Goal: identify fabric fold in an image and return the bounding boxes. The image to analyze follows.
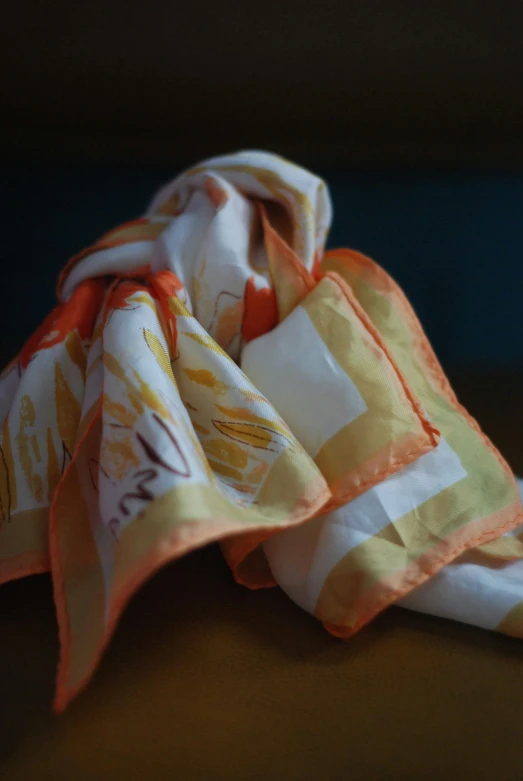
[0,150,521,711]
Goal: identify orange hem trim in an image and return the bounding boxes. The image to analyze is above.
[324,270,440,448]
[57,236,157,301]
[98,218,150,241]
[50,281,120,713]
[322,249,520,493]
[52,481,330,712]
[322,498,523,639]
[319,435,435,515]
[260,207,316,294]
[51,519,273,712]
[221,529,278,589]
[0,552,50,586]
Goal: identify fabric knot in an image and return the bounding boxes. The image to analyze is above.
[58,150,332,358]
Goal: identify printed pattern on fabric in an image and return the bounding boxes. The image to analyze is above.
[0,151,521,712]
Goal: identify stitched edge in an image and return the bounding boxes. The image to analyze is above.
[51,280,119,713]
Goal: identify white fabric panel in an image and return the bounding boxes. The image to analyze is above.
[364,438,467,523]
[146,149,333,271]
[398,555,523,630]
[0,362,20,423]
[3,341,78,514]
[242,306,367,458]
[62,242,155,301]
[265,507,373,613]
[264,437,467,613]
[99,299,211,537]
[397,474,523,629]
[150,181,259,357]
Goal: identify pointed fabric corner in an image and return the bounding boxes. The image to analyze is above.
[0,151,521,712]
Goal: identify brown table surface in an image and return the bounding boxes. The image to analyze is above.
[1,371,523,781]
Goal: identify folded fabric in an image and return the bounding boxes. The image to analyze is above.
[0,151,521,711]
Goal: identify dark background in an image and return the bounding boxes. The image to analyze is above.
[2,0,523,370]
[2,6,523,779]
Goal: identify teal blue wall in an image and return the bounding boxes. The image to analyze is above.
[2,167,522,368]
[327,171,523,368]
